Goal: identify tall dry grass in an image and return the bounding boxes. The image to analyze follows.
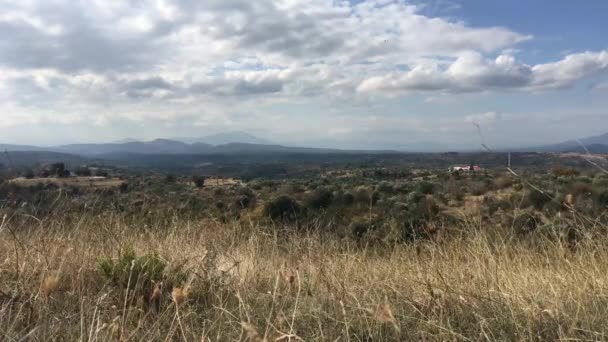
[2,212,608,341]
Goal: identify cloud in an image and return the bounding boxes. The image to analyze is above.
[0,0,606,147]
[0,0,529,72]
[464,112,502,124]
[358,50,608,94]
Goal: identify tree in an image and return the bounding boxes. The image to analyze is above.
[192,175,205,188]
[38,169,50,178]
[304,188,333,210]
[94,170,109,177]
[263,196,300,222]
[50,163,66,178]
[75,167,92,177]
[527,189,552,210]
[24,169,35,179]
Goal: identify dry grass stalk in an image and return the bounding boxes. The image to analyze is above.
[171,286,191,305]
[41,274,60,297]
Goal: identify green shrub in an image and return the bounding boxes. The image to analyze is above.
[417,181,435,195]
[527,189,552,210]
[470,182,488,196]
[192,175,205,188]
[376,182,395,194]
[24,169,35,179]
[75,167,92,177]
[263,196,301,221]
[304,188,333,210]
[353,188,379,205]
[165,174,177,183]
[598,190,608,208]
[234,187,256,209]
[350,222,370,239]
[494,176,514,189]
[570,181,592,195]
[552,167,579,177]
[511,212,542,235]
[342,192,354,205]
[98,247,166,290]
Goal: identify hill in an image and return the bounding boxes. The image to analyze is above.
[530,132,608,153]
[173,131,273,145]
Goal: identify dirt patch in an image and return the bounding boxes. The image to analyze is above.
[10,177,125,189]
[203,178,241,187]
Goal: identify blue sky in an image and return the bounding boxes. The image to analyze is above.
[0,0,607,150]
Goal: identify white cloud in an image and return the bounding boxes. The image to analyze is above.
[0,0,607,146]
[358,50,608,94]
[464,111,501,124]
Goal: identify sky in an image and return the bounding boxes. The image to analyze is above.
[1,0,607,150]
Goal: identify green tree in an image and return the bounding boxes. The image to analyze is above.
[192,175,205,188]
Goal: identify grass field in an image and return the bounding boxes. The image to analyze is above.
[9,176,125,189]
[2,213,608,341]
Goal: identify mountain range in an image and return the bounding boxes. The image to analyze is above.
[530,132,608,153]
[1,131,607,157]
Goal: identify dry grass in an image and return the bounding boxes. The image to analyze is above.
[9,176,125,189]
[203,178,241,187]
[2,213,608,341]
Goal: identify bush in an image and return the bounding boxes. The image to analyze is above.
[98,247,166,291]
[94,169,109,177]
[304,188,333,210]
[38,169,50,178]
[470,182,488,196]
[74,167,92,177]
[494,176,513,189]
[49,163,66,178]
[527,189,552,210]
[571,181,592,195]
[165,174,177,183]
[417,181,435,195]
[192,175,205,188]
[341,192,354,205]
[447,180,464,201]
[234,187,256,209]
[353,187,379,205]
[350,222,370,239]
[552,167,579,177]
[376,182,395,194]
[24,169,35,179]
[263,196,301,221]
[598,190,608,208]
[511,212,542,235]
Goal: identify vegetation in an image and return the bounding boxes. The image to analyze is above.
[1,156,608,340]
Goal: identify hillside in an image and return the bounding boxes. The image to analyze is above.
[174,131,273,145]
[530,132,608,153]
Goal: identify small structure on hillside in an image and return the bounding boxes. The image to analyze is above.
[449,165,482,173]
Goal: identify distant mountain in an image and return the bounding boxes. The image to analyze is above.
[174,131,272,146]
[111,138,140,144]
[0,144,46,152]
[2,139,348,156]
[54,139,215,155]
[0,151,89,168]
[529,132,608,153]
[212,143,345,154]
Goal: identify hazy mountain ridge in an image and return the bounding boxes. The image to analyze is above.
[529,133,608,153]
[2,132,608,156]
[1,139,350,156]
[172,131,273,146]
